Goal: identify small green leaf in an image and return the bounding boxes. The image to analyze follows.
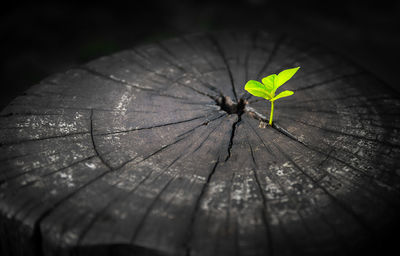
[261,74,276,92]
[244,66,299,126]
[245,80,273,100]
[271,90,294,102]
[274,67,300,93]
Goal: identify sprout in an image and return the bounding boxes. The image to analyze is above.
[244,67,300,126]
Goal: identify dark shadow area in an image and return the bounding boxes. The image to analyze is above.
[216,96,246,115]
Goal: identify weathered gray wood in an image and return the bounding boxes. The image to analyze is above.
[1,30,400,256]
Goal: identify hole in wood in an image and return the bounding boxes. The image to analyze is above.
[216,96,246,116]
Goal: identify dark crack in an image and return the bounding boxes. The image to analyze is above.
[280,114,400,148]
[207,34,239,102]
[216,96,246,115]
[130,120,227,244]
[79,66,156,92]
[0,131,90,147]
[243,105,393,184]
[225,117,241,162]
[247,140,274,256]
[130,47,220,101]
[29,111,217,256]
[294,72,365,92]
[256,34,286,80]
[31,164,113,256]
[96,114,214,136]
[90,109,114,171]
[244,105,299,141]
[273,142,375,234]
[213,96,246,161]
[184,159,220,256]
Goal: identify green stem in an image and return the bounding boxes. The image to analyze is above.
[269,101,274,126]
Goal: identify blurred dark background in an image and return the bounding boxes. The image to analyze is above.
[1,0,399,110]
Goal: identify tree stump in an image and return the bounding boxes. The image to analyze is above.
[1,31,400,256]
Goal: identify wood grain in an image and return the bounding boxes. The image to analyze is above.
[1,31,399,256]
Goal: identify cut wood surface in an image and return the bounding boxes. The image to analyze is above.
[1,31,400,256]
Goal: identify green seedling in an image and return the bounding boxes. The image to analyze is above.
[244,67,300,126]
